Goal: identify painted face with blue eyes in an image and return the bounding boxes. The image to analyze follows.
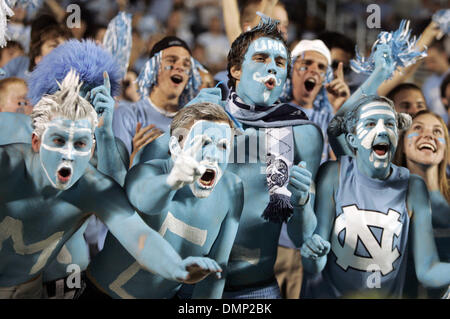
[179,120,232,198]
[236,37,288,107]
[39,117,94,190]
[347,102,398,178]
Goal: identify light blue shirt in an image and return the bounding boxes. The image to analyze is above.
[112,98,174,154]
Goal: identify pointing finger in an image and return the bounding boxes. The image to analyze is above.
[103,71,111,95]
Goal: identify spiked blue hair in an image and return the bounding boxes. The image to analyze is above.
[28,39,121,105]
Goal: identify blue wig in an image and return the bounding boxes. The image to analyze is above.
[28,39,121,105]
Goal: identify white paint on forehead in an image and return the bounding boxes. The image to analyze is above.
[45,122,92,134]
[360,109,395,119]
[361,102,393,112]
[253,38,287,57]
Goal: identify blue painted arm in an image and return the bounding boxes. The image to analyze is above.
[287,124,323,247]
[91,72,128,186]
[286,164,317,247]
[133,132,170,166]
[125,160,176,215]
[301,161,338,274]
[90,171,221,283]
[409,175,450,288]
[329,43,396,157]
[429,190,450,228]
[191,178,244,299]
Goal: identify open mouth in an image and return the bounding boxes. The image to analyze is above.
[198,169,216,188]
[372,143,389,157]
[57,166,72,183]
[265,78,276,90]
[304,78,316,92]
[170,75,183,85]
[418,143,436,153]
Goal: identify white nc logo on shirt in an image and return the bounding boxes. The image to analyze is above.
[331,205,403,275]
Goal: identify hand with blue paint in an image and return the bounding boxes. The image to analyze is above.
[88,72,115,131]
[287,161,311,207]
[177,256,223,284]
[186,87,224,108]
[373,43,396,81]
[301,234,330,260]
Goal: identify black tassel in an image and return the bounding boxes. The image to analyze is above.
[261,193,293,223]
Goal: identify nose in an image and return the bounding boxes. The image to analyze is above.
[268,68,277,75]
[204,146,222,163]
[62,145,74,162]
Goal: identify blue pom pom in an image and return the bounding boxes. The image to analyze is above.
[433,9,450,34]
[28,39,122,105]
[103,12,133,79]
[351,20,427,78]
[136,51,161,98]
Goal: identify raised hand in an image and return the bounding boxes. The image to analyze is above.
[88,72,116,131]
[326,62,351,112]
[287,161,312,207]
[301,234,331,260]
[175,256,223,284]
[129,122,163,167]
[373,43,395,79]
[166,136,206,190]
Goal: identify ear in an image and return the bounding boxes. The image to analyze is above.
[346,133,358,150]
[31,133,41,152]
[230,65,242,82]
[34,55,42,67]
[169,135,182,158]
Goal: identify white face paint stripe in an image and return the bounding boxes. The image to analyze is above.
[360,109,396,119]
[45,123,92,134]
[358,129,368,140]
[360,102,393,111]
[40,143,92,157]
[41,122,92,157]
[361,119,387,150]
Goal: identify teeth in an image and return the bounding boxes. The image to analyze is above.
[418,143,435,151]
[306,78,316,84]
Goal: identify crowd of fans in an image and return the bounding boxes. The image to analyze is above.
[0,0,448,300]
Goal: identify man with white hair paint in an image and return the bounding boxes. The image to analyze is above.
[0,70,222,299]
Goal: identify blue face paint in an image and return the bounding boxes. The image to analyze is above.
[237,37,288,106]
[407,132,419,140]
[350,103,398,177]
[181,120,232,198]
[438,137,446,145]
[40,117,94,190]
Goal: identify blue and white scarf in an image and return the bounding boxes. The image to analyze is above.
[226,90,309,223]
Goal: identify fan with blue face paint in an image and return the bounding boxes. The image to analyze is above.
[85,103,244,299]
[0,71,222,299]
[168,120,232,198]
[134,15,322,299]
[300,94,450,298]
[346,101,399,179]
[235,37,288,107]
